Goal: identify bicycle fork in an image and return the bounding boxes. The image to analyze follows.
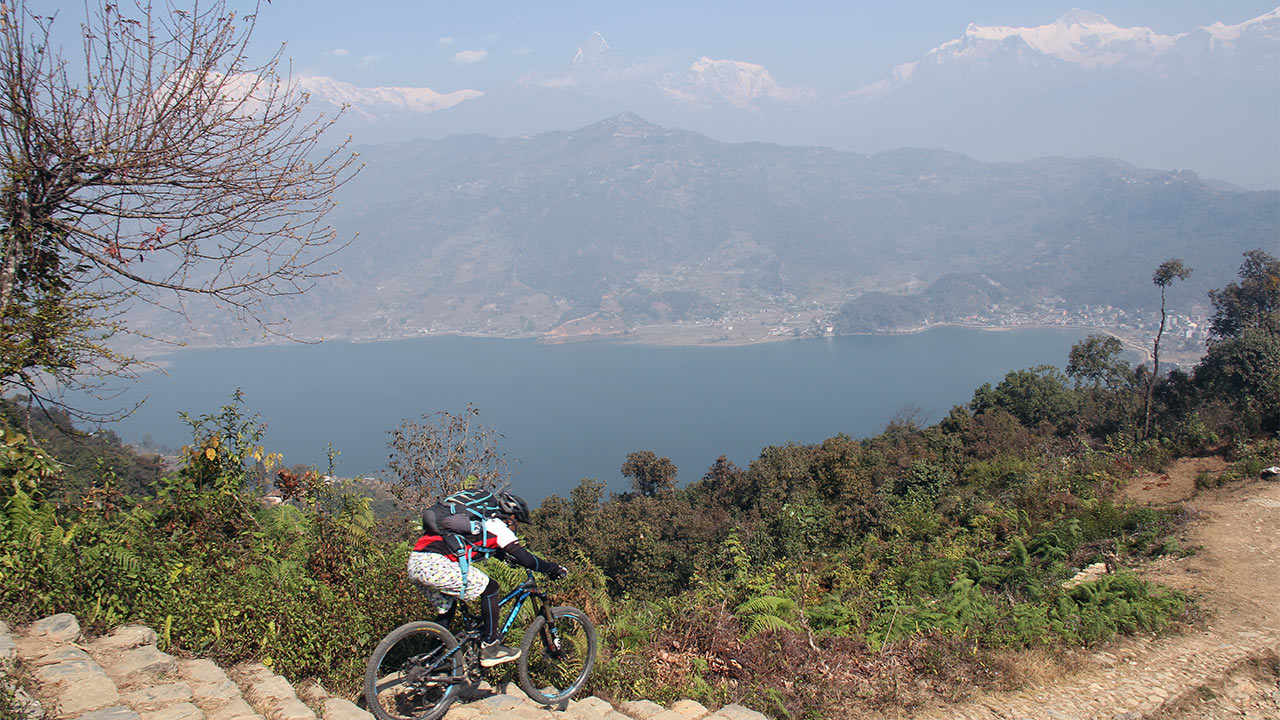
[537,601,570,660]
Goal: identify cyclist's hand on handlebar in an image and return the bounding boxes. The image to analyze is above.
[544,563,567,580]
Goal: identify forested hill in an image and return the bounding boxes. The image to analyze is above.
[133,114,1278,345]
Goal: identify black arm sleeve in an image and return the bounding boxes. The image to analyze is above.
[500,542,554,574]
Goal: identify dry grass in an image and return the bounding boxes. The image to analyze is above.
[986,646,1086,692]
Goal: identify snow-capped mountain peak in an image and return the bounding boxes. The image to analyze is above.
[955,9,1175,69]
[846,5,1278,100]
[572,31,612,65]
[294,76,482,120]
[1053,8,1111,26]
[663,56,814,107]
[1202,7,1279,41]
[568,30,633,77]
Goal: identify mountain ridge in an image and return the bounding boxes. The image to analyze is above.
[132,114,1278,348]
[283,7,1278,189]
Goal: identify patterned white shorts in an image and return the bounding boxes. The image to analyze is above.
[407,551,491,614]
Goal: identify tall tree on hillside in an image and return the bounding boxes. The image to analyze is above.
[387,405,509,509]
[0,1,359,413]
[621,450,677,497]
[1194,250,1280,433]
[1206,250,1280,341]
[1142,259,1192,440]
[1067,334,1138,435]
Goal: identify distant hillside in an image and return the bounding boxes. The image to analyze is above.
[134,114,1278,346]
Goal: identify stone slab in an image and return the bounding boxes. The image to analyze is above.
[668,700,709,719]
[34,659,99,686]
[477,693,522,712]
[73,707,141,720]
[122,683,195,711]
[105,646,178,680]
[495,682,531,703]
[619,700,665,720]
[563,703,607,720]
[180,660,232,688]
[578,697,615,713]
[230,664,272,684]
[708,705,768,720]
[92,626,158,653]
[29,614,81,642]
[202,697,261,720]
[191,677,242,706]
[506,706,557,720]
[318,698,372,720]
[264,700,316,720]
[244,674,299,704]
[31,645,93,667]
[140,703,204,720]
[294,680,328,706]
[57,673,122,714]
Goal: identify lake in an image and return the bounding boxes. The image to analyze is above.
[91,327,1095,502]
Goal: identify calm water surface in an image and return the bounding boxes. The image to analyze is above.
[98,327,1090,501]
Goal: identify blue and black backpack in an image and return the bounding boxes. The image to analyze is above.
[422,489,504,592]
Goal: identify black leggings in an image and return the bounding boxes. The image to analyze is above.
[480,578,501,643]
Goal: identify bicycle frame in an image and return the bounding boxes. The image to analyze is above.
[420,571,556,684]
[366,568,596,718]
[456,571,548,641]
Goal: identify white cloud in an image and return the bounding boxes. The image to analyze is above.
[438,36,454,47]
[453,49,489,64]
[329,48,350,58]
[357,53,383,70]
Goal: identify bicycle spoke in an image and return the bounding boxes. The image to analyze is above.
[366,623,462,720]
[518,607,596,705]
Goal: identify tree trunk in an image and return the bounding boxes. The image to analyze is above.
[1142,288,1168,440]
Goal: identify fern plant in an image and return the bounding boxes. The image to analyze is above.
[735,595,798,639]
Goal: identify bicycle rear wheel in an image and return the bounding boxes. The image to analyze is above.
[517,605,597,706]
[365,621,462,720]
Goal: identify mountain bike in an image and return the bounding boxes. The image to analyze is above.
[364,569,597,720]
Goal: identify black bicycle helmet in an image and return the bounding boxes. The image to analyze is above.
[495,490,530,523]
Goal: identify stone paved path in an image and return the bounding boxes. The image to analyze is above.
[0,614,767,720]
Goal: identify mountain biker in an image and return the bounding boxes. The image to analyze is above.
[407,490,567,667]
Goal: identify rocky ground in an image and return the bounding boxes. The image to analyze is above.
[0,616,765,720]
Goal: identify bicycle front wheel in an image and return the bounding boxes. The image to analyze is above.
[365,621,462,720]
[517,605,597,706]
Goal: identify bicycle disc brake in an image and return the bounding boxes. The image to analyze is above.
[544,629,570,660]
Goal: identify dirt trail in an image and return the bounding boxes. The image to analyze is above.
[902,458,1280,720]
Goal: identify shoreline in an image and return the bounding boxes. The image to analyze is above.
[124,321,1167,355]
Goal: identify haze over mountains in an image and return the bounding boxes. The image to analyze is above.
[296,7,1278,189]
[124,7,1278,348]
[141,113,1276,348]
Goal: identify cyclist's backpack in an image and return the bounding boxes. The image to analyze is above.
[421,489,503,595]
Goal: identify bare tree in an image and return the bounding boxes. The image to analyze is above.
[386,405,511,510]
[0,0,359,411]
[1142,258,1192,439]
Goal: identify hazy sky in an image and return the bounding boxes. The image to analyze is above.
[230,1,1278,92]
[29,1,1280,187]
